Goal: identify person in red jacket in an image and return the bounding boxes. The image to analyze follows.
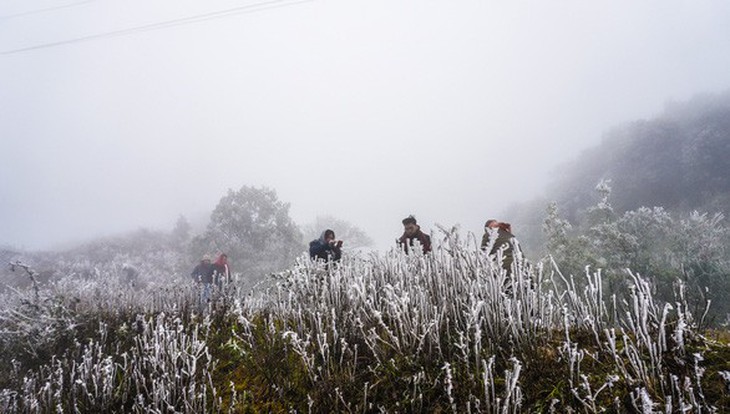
[212,253,231,288]
[398,215,432,254]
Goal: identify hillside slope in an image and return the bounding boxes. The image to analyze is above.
[553,91,730,220]
[508,91,730,254]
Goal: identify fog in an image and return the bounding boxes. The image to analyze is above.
[1,0,729,251]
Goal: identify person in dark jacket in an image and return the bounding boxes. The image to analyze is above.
[480,219,500,251]
[191,255,214,309]
[212,253,231,288]
[191,255,214,283]
[482,221,519,274]
[398,215,432,254]
[309,229,343,262]
[121,263,139,287]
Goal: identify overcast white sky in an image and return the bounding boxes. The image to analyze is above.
[1,0,730,250]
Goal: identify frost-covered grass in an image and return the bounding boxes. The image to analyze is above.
[2,231,730,412]
[0,265,232,413]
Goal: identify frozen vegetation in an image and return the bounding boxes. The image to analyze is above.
[1,228,729,412]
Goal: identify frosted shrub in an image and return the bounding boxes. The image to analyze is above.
[230,229,723,412]
[3,228,728,412]
[0,316,220,413]
[544,182,730,322]
[0,262,229,413]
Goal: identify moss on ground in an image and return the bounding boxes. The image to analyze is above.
[204,313,730,412]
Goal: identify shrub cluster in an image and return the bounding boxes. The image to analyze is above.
[1,231,729,412]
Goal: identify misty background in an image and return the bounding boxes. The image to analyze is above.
[2,0,730,251]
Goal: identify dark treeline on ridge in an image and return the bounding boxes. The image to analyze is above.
[554,91,730,219]
[509,91,730,252]
[499,91,730,323]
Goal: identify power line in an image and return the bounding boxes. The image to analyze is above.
[1,0,313,55]
[0,0,99,20]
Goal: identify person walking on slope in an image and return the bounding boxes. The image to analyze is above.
[398,215,432,254]
[212,253,231,288]
[191,255,214,309]
[310,229,343,263]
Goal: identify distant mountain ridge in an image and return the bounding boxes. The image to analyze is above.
[506,91,730,254]
[552,91,730,220]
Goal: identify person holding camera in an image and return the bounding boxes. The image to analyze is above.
[309,229,343,262]
[480,219,500,252]
[481,220,520,275]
